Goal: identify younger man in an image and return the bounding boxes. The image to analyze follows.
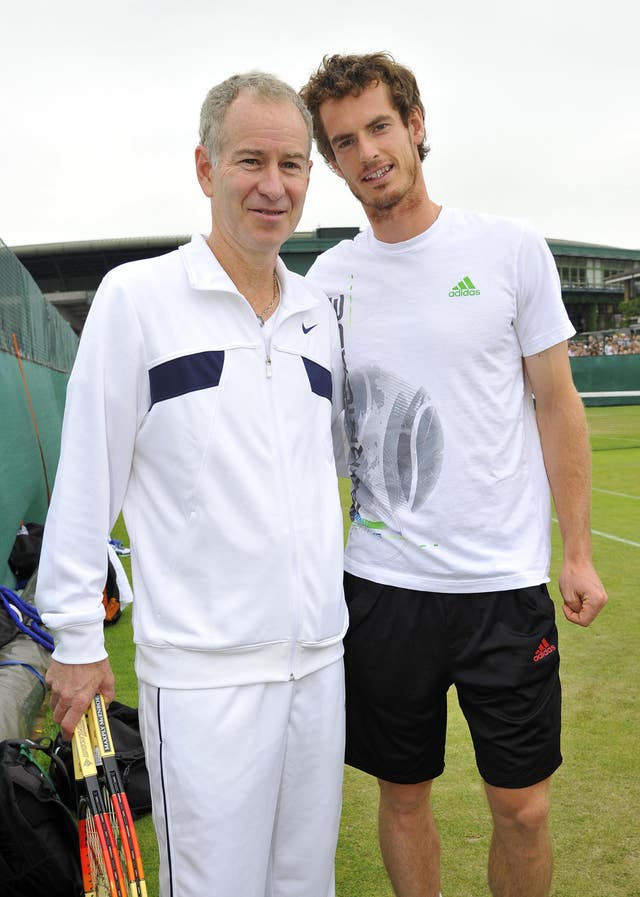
[301,52,607,897]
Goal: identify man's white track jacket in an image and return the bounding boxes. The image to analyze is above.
[36,235,348,689]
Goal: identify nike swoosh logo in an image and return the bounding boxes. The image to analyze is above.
[302,323,318,334]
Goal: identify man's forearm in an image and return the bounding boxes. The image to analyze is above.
[535,388,593,563]
[535,386,607,625]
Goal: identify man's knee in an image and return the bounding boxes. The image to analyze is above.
[486,779,551,840]
[378,778,434,815]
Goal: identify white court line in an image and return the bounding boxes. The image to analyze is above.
[592,434,639,443]
[580,391,640,397]
[593,488,640,501]
[591,529,640,548]
[552,518,640,548]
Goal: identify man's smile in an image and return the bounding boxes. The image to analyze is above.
[250,208,287,217]
[363,164,393,182]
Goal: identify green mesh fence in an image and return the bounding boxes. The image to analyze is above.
[0,238,78,587]
[0,239,78,370]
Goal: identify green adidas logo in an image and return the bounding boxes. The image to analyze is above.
[449,276,480,298]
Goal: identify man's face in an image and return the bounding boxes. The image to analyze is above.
[319,81,424,215]
[196,92,312,256]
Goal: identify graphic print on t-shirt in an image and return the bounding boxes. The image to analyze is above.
[347,365,444,537]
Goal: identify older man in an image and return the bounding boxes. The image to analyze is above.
[36,72,347,897]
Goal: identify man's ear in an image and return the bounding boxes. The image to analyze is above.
[328,158,345,180]
[195,144,214,198]
[408,106,426,148]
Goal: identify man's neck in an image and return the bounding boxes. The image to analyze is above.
[206,232,278,299]
[367,182,442,244]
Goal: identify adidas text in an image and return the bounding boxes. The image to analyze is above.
[449,288,480,297]
[533,638,557,662]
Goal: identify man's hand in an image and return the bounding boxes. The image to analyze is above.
[46,658,116,741]
[559,561,608,627]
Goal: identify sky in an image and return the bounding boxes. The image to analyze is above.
[2,0,639,250]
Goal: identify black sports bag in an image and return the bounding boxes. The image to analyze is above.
[0,737,82,897]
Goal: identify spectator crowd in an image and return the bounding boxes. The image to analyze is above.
[568,330,640,356]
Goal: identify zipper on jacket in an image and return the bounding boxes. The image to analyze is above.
[262,343,301,680]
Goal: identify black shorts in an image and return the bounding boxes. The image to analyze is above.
[343,572,562,789]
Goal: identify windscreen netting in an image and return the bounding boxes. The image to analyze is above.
[0,238,78,587]
[0,238,78,371]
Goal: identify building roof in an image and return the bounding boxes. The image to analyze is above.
[546,238,640,260]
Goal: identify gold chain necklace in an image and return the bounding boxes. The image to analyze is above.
[256,272,279,327]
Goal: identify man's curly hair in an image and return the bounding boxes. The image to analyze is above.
[300,52,429,165]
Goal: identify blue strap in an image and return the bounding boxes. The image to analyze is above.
[0,586,54,652]
[0,659,47,691]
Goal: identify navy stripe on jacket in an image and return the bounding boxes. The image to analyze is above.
[149,351,225,407]
[302,357,332,402]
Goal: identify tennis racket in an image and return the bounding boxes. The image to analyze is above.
[86,693,148,897]
[72,712,128,897]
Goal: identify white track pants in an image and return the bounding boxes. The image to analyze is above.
[138,660,345,897]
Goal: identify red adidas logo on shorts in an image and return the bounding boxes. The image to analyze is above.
[533,638,557,662]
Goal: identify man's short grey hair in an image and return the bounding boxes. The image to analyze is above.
[199,71,313,164]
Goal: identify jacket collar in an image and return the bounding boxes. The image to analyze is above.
[179,234,319,315]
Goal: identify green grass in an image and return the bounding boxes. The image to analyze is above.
[41,406,640,896]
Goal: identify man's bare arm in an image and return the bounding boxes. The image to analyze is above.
[524,341,608,627]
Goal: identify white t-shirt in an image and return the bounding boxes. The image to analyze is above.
[306,207,575,593]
